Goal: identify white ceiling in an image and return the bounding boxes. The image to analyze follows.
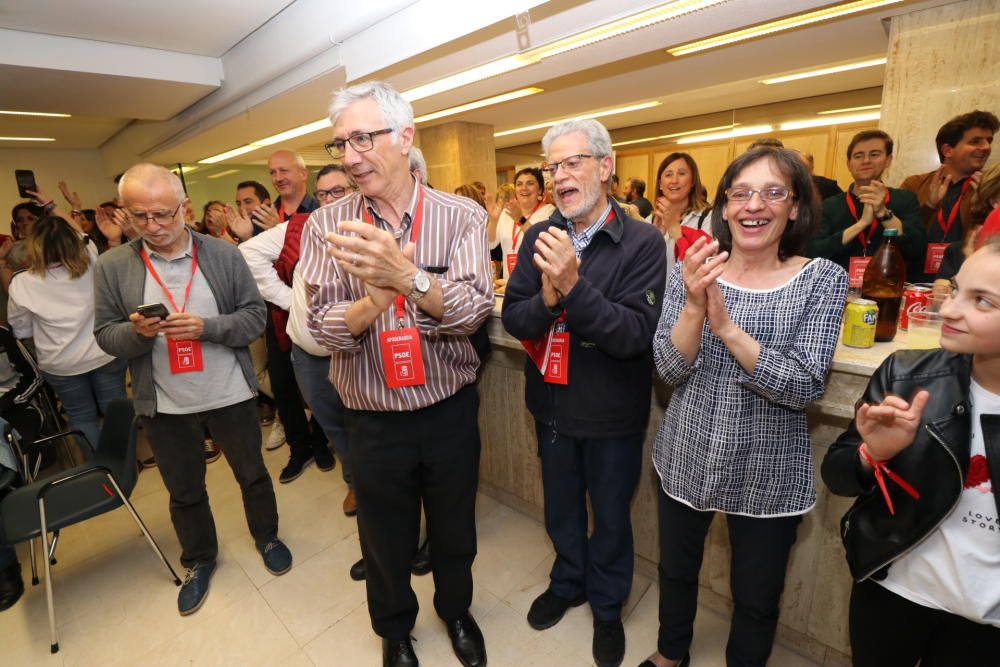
[0,0,961,168]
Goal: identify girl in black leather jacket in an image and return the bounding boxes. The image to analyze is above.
[822,236,1000,666]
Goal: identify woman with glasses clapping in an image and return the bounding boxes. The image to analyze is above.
[639,147,848,667]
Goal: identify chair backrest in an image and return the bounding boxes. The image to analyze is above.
[93,398,138,494]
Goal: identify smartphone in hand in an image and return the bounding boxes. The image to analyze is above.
[15,170,37,199]
[136,302,169,319]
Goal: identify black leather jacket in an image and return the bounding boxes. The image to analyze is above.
[821,349,1000,581]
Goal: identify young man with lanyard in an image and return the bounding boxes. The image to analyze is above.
[93,164,288,616]
[809,129,925,287]
[901,110,998,282]
[299,82,493,667]
[502,119,666,667]
[262,150,334,483]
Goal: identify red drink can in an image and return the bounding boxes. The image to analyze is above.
[899,284,932,331]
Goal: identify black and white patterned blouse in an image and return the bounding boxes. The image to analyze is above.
[653,258,848,516]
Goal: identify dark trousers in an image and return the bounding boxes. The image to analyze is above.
[265,317,323,456]
[141,398,279,568]
[657,490,800,667]
[535,422,643,621]
[850,579,1000,666]
[345,384,480,640]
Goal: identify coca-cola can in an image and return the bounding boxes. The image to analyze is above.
[899,284,932,331]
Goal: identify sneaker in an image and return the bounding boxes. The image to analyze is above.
[265,421,285,451]
[204,439,221,464]
[279,453,314,484]
[258,539,292,575]
[592,617,625,667]
[527,588,586,630]
[313,442,335,472]
[178,561,216,616]
[258,403,275,426]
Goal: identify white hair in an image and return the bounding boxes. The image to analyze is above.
[118,163,186,204]
[408,146,428,185]
[328,81,414,144]
[541,119,613,160]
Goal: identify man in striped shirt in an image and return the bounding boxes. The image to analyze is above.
[298,81,493,667]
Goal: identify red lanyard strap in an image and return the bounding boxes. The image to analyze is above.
[859,444,920,516]
[936,178,971,237]
[361,185,425,325]
[845,190,890,253]
[139,242,199,314]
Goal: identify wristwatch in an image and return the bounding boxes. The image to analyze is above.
[408,269,431,301]
[875,209,894,223]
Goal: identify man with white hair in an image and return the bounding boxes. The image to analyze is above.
[408,145,428,186]
[93,163,290,616]
[502,119,666,667]
[299,82,493,667]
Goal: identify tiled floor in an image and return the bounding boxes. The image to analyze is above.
[0,431,823,666]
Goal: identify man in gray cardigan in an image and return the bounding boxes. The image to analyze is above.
[94,163,290,616]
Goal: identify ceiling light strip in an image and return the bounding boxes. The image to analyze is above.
[0,110,71,118]
[667,0,904,56]
[495,101,661,138]
[207,169,242,179]
[779,111,881,131]
[818,103,881,115]
[675,124,774,144]
[415,88,544,123]
[0,136,56,141]
[612,124,736,147]
[760,58,886,85]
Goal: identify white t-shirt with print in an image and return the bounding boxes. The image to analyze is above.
[879,378,1000,627]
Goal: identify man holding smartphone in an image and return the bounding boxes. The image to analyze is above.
[93,163,289,616]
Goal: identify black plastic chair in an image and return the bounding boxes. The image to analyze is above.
[0,398,181,653]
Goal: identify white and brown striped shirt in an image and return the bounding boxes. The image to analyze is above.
[298,182,494,412]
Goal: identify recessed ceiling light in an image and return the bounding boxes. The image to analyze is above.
[0,110,71,118]
[779,111,881,131]
[818,103,881,115]
[207,169,242,179]
[494,101,662,138]
[612,124,736,147]
[667,0,904,56]
[414,88,544,124]
[0,136,56,142]
[675,124,774,144]
[759,58,886,85]
[199,145,261,164]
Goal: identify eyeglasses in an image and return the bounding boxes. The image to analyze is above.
[725,187,794,203]
[324,129,394,159]
[316,186,355,201]
[542,154,595,176]
[127,203,183,226]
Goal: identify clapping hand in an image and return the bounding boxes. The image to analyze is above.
[533,226,579,297]
[250,203,280,230]
[856,389,930,462]
[94,206,124,246]
[680,237,727,311]
[926,166,953,209]
[58,181,83,210]
[857,180,888,220]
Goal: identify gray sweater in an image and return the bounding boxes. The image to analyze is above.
[93,232,266,416]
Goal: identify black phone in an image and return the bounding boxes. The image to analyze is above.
[423,266,449,275]
[136,302,169,319]
[15,170,37,199]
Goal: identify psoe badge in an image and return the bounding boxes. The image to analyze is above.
[645,289,656,306]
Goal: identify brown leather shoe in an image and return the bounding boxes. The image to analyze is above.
[342,488,357,517]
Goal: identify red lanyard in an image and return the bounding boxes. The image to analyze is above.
[361,185,425,324]
[139,242,199,314]
[845,190,890,253]
[511,201,543,252]
[859,444,920,516]
[936,178,971,238]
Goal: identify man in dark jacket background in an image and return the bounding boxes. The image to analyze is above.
[502,119,666,667]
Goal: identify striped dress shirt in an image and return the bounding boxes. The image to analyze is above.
[298,183,494,412]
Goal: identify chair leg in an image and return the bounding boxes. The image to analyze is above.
[28,535,39,585]
[37,497,59,653]
[47,529,60,565]
[104,473,182,586]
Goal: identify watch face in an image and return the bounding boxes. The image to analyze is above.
[415,271,431,292]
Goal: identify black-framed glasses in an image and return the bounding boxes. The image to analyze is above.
[127,203,183,226]
[541,154,594,177]
[324,129,394,159]
[725,187,794,203]
[316,186,356,201]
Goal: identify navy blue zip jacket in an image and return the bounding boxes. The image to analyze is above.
[501,197,667,439]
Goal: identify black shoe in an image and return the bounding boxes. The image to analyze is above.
[350,557,366,581]
[593,617,625,667]
[0,561,24,612]
[177,561,216,616]
[446,611,486,667]
[638,654,690,667]
[410,538,431,576]
[382,636,419,667]
[526,588,586,630]
[313,443,335,472]
[279,452,314,484]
